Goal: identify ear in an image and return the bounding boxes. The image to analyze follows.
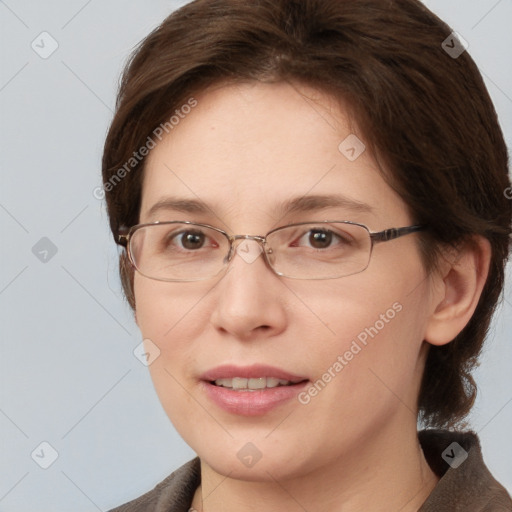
[120,251,137,313]
[424,236,491,346]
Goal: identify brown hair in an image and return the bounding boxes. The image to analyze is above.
[102,0,511,428]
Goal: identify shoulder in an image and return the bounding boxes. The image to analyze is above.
[108,457,201,512]
[419,429,512,511]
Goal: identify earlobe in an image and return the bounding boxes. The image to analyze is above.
[424,237,491,347]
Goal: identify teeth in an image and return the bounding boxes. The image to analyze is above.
[248,377,266,389]
[267,377,281,388]
[232,377,248,390]
[213,377,294,390]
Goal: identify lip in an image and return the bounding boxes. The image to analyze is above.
[200,364,307,382]
[200,364,309,416]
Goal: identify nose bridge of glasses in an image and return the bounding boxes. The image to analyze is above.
[230,234,266,243]
[228,234,267,264]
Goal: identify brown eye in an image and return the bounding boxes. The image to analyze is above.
[178,231,206,250]
[308,230,333,249]
[293,228,348,250]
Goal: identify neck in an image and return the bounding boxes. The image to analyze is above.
[191,420,439,512]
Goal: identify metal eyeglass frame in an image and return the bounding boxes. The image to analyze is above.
[117,220,426,281]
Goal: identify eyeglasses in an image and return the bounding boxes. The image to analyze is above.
[117,221,426,282]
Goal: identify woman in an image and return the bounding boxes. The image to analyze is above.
[102,0,512,510]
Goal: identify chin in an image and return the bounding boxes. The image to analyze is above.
[192,434,314,482]
[203,453,301,482]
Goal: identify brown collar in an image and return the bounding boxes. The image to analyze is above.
[109,430,512,511]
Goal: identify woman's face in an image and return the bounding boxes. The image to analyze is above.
[135,81,436,481]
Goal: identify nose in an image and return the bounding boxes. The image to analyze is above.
[209,238,287,340]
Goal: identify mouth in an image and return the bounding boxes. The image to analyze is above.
[200,365,309,416]
[211,376,306,391]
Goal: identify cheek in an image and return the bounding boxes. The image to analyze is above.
[133,277,212,440]
[134,275,211,339]
[133,276,207,389]
[305,268,430,413]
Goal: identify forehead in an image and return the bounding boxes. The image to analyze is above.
[140,82,409,229]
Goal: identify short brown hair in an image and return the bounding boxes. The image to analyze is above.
[102,0,511,428]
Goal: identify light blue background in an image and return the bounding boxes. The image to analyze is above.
[0,1,511,510]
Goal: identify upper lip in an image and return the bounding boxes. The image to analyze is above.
[200,364,308,383]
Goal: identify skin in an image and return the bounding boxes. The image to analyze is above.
[134,81,490,511]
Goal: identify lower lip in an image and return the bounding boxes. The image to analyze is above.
[201,381,309,416]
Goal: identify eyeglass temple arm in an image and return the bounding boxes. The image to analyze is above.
[370,225,426,243]
[117,226,130,247]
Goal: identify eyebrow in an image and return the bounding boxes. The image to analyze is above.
[146,194,373,219]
